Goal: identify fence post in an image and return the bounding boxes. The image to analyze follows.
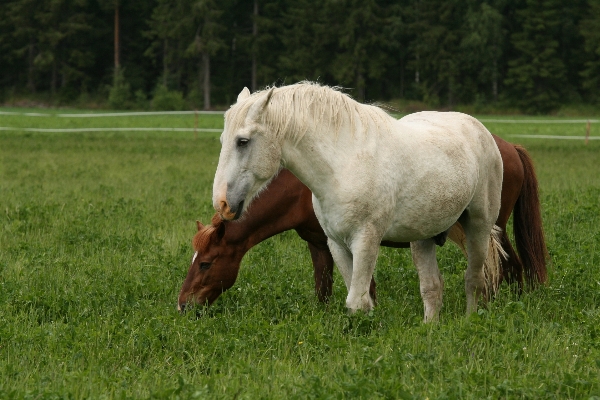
[585,119,590,145]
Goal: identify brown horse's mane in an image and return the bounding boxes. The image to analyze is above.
[193,214,225,251]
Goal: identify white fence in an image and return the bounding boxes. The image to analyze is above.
[0,110,224,117]
[0,110,224,134]
[0,110,597,140]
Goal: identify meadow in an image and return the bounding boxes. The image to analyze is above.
[0,109,599,399]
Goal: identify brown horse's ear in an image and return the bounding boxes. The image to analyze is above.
[196,220,204,231]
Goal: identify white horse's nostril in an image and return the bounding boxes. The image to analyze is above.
[219,200,229,213]
[218,200,237,220]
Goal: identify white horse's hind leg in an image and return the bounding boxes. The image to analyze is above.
[327,238,353,292]
[411,239,444,322]
[462,220,494,315]
[446,222,505,302]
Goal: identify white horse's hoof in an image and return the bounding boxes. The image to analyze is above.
[423,312,440,323]
[346,295,375,313]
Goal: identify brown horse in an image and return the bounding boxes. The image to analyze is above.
[178,135,547,311]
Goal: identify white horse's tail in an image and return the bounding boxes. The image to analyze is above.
[483,225,508,299]
[447,223,508,300]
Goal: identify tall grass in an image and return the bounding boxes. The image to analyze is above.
[0,110,599,398]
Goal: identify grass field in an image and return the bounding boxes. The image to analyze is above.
[1,109,599,399]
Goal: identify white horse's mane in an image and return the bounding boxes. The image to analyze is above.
[225,81,393,142]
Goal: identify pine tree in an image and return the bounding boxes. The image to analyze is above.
[327,0,390,101]
[504,0,567,113]
[5,0,40,93]
[35,0,94,98]
[459,1,504,104]
[381,0,412,100]
[250,0,285,90]
[146,0,192,90]
[408,0,467,107]
[277,0,337,85]
[0,2,18,92]
[580,0,600,102]
[189,0,226,109]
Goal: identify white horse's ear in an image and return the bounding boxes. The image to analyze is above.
[246,87,275,122]
[237,87,251,103]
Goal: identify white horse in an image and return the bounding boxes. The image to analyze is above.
[212,82,504,322]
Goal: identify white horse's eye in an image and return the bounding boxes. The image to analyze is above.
[237,138,250,147]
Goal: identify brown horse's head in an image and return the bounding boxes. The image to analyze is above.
[177,215,242,312]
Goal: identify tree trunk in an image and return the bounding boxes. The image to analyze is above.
[203,52,210,110]
[27,39,35,93]
[492,58,498,102]
[356,69,365,102]
[114,3,120,83]
[61,62,67,88]
[163,39,168,87]
[251,0,258,92]
[230,36,236,104]
[400,56,405,98]
[51,59,57,97]
[415,51,420,84]
[177,42,183,90]
[448,76,453,108]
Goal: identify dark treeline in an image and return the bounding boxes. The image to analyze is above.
[1,0,599,113]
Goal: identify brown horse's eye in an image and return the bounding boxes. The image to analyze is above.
[199,262,211,270]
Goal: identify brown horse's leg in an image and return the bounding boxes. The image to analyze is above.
[448,223,467,256]
[499,231,523,290]
[306,242,334,302]
[306,241,377,304]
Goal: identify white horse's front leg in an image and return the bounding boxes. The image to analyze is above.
[410,239,444,322]
[346,233,380,313]
[327,238,353,292]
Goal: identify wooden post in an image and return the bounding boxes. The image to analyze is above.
[585,119,590,145]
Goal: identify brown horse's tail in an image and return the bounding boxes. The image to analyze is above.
[513,145,548,288]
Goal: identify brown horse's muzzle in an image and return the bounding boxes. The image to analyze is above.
[177,291,209,314]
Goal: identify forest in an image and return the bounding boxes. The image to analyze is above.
[1,0,599,113]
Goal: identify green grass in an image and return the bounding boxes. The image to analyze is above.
[1,109,599,398]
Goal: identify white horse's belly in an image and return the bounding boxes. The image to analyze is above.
[382,211,460,242]
[313,171,471,245]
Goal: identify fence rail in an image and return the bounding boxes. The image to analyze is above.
[0,127,221,133]
[0,110,224,117]
[478,119,599,123]
[1,110,596,141]
[1,110,597,122]
[508,134,599,140]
